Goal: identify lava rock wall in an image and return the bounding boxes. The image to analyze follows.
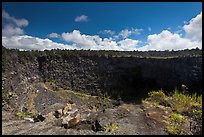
[2,48,202,102]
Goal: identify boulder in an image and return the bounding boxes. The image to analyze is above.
[62,113,81,128]
[62,103,72,115]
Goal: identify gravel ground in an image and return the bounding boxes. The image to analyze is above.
[2,103,168,135]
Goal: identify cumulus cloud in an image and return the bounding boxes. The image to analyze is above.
[139,11,202,51]
[2,35,75,51]
[61,30,121,50]
[139,30,201,51]
[75,15,88,22]
[183,12,202,42]
[49,32,60,38]
[61,30,142,51]
[119,28,143,39]
[62,30,97,49]
[118,38,139,51]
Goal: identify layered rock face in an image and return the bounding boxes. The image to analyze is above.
[2,47,202,103]
[37,55,202,101]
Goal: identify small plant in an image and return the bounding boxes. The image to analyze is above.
[192,102,200,109]
[197,95,202,103]
[181,84,188,93]
[16,112,34,118]
[170,89,192,113]
[104,122,119,132]
[145,89,168,106]
[193,109,202,117]
[8,91,17,98]
[164,113,189,135]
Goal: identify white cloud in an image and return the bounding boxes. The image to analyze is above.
[118,38,139,51]
[97,38,120,50]
[2,35,75,51]
[61,30,142,51]
[62,30,97,49]
[2,24,139,51]
[2,29,201,52]
[75,15,88,22]
[119,28,143,38]
[183,12,202,42]
[2,10,28,27]
[139,11,202,51]
[61,30,121,50]
[49,33,60,38]
[139,30,200,51]
[98,29,115,35]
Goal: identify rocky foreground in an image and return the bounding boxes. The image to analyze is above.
[2,102,168,135]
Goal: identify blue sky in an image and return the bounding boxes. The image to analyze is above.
[2,2,202,51]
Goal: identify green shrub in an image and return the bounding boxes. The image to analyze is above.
[145,86,202,135]
[193,109,202,117]
[104,122,119,132]
[164,113,189,135]
[145,89,168,106]
[171,89,190,113]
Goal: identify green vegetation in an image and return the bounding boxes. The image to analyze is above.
[144,85,202,135]
[104,122,119,132]
[16,112,34,118]
[170,89,194,113]
[164,113,189,135]
[145,89,168,106]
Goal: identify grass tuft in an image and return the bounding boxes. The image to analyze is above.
[104,122,119,132]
